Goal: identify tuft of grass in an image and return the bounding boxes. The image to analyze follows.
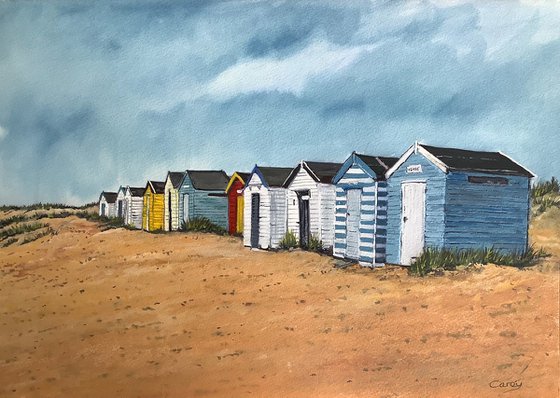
[180,217,226,235]
[21,227,56,245]
[308,234,323,252]
[0,202,96,212]
[1,237,18,248]
[0,222,46,240]
[531,177,560,216]
[0,215,28,228]
[410,245,550,276]
[279,230,298,250]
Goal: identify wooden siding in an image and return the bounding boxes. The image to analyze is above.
[286,167,336,249]
[164,179,180,231]
[228,179,244,235]
[125,193,143,229]
[178,174,228,229]
[385,152,449,264]
[334,161,389,266]
[243,172,288,249]
[444,171,530,252]
[143,188,165,231]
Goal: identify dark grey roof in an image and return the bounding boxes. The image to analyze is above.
[355,154,399,177]
[187,170,229,191]
[167,171,185,188]
[258,166,293,187]
[284,161,343,186]
[420,144,534,177]
[128,187,145,197]
[236,172,251,182]
[148,181,166,194]
[101,192,117,203]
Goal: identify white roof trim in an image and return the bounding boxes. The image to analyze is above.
[498,151,536,178]
[385,143,448,179]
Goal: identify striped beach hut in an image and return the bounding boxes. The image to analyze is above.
[385,142,534,265]
[99,191,117,218]
[225,172,250,235]
[243,166,293,249]
[142,181,165,231]
[177,170,229,229]
[124,186,144,229]
[283,161,342,250]
[332,153,399,266]
[164,171,186,232]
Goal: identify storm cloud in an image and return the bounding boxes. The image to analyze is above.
[0,0,558,204]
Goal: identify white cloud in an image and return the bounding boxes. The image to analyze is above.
[0,125,7,140]
[206,40,378,100]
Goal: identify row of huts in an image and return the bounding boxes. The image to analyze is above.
[99,142,534,266]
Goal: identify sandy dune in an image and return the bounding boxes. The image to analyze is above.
[0,213,558,397]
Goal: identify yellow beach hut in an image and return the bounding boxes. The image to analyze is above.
[142,180,166,231]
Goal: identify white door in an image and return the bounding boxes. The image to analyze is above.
[182,194,189,225]
[345,189,361,260]
[400,182,426,265]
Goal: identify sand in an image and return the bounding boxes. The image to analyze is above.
[0,214,558,397]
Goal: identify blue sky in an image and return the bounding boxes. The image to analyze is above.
[0,0,559,205]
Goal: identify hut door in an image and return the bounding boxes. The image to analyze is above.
[118,200,123,218]
[346,189,361,260]
[182,194,189,225]
[297,191,311,248]
[400,182,426,265]
[236,195,244,233]
[250,193,260,248]
[168,191,173,230]
[101,203,106,216]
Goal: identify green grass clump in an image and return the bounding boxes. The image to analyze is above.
[21,227,56,245]
[531,177,560,216]
[410,246,550,276]
[180,217,226,235]
[1,237,18,247]
[0,215,28,228]
[0,222,46,240]
[307,234,323,252]
[279,230,298,250]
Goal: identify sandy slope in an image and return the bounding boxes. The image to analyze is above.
[0,214,558,398]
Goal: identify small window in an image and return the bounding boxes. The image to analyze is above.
[468,176,508,185]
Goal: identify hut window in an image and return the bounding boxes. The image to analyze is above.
[468,176,508,185]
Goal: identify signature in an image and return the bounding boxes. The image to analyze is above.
[489,379,523,391]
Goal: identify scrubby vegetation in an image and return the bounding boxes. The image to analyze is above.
[0,202,96,212]
[308,234,324,253]
[180,217,226,235]
[409,246,550,276]
[0,222,46,240]
[279,230,298,250]
[532,177,560,216]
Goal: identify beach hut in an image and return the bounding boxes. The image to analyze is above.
[98,191,117,218]
[243,166,293,249]
[283,161,342,250]
[225,172,250,235]
[164,171,186,232]
[124,186,145,228]
[116,186,127,219]
[332,153,399,266]
[385,142,534,265]
[142,181,166,231]
[177,170,229,229]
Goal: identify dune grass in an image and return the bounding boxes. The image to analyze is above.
[180,217,226,235]
[0,222,46,240]
[410,246,550,276]
[279,230,298,250]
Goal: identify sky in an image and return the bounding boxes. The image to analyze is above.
[0,0,559,205]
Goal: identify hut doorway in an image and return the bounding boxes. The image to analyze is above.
[182,194,189,226]
[250,193,260,248]
[118,200,123,218]
[297,190,310,248]
[400,182,426,265]
[346,189,361,260]
[168,191,172,230]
